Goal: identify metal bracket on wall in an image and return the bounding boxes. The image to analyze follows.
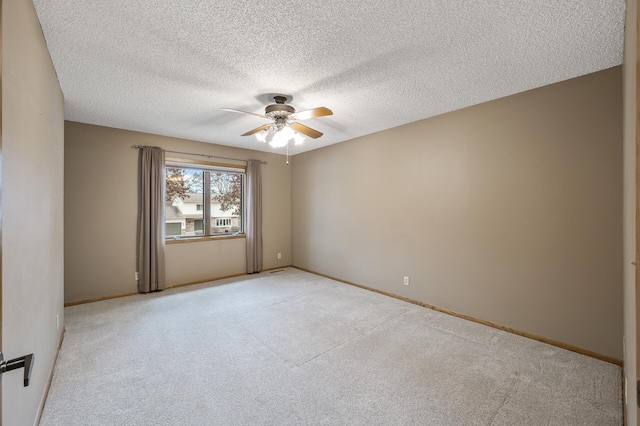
[0,352,34,386]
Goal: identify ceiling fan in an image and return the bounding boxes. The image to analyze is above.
[221,96,333,148]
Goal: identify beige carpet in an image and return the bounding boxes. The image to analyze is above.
[40,268,622,425]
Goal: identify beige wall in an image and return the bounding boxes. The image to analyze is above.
[622,0,637,422]
[64,122,291,304]
[2,0,65,424]
[292,66,623,359]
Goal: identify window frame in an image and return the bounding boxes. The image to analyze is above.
[165,158,246,242]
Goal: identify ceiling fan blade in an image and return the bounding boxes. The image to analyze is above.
[291,107,333,121]
[290,123,323,139]
[221,108,267,119]
[241,124,271,136]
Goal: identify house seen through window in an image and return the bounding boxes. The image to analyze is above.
[165,163,244,238]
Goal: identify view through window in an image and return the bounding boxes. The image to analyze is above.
[165,165,244,238]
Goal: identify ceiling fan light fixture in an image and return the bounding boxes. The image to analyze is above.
[293,132,305,145]
[269,125,296,148]
[269,130,288,148]
[281,126,295,139]
[255,129,268,142]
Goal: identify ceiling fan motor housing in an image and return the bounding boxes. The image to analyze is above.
[265,103,295,120]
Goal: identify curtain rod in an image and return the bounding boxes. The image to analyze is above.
[131,145,267,165]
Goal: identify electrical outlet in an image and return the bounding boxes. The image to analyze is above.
[403,276,409,286]
[277,253,282,260]
[135,272,139,281]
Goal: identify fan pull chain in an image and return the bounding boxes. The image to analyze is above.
[286,143,289,165]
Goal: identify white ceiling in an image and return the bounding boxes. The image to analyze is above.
[33,0,626,155]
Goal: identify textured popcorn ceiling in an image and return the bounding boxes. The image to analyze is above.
[33,0,625,155]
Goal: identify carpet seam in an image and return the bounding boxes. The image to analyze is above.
[233,299,291,318]
[294,333,364,369]
[294,309,418,368]
[235,300,364,370]
[361,308,423,336]
[232,316,290,368]
[488,374,519,426]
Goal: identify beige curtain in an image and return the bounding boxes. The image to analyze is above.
[246,160,263,273]
[137,146,166,292]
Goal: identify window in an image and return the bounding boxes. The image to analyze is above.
[165,162,244,238]
[215,218,232,227]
